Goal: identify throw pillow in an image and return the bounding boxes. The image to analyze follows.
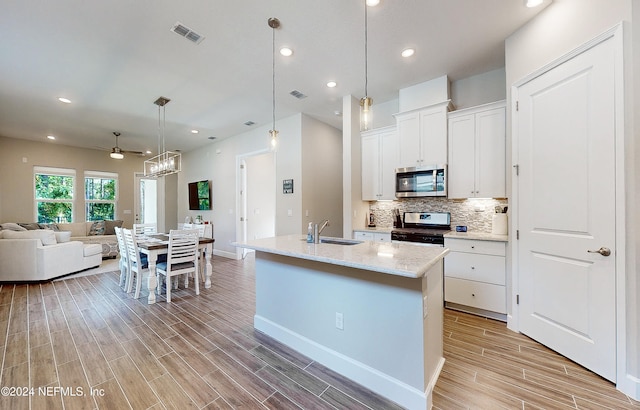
[54,231,72,243]
[88,220,106,236]
[0,223,27,231]
[2,229,57,246]
[18,222,41,230]
[104,220,123,235]
[40,223,60,231]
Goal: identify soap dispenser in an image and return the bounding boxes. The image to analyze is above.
[307,222,314,243]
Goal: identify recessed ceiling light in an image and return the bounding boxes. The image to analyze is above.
[191,129,199,134]
[280,47,293,57]
[401,48,415,58]
[525,0,543,7]
[366,0,380,6]
[326,81,337,88]
[47,135,56,140]
[57,97,71,104]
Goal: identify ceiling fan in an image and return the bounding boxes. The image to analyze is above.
[109,131,144,159]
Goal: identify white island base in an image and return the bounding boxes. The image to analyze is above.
[253,250,445,410]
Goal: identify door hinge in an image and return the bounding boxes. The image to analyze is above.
[516,101,519,111]
[513,164,519,176]
[516,230,519,240]
[240,164,245,169]
[516,294,520,305]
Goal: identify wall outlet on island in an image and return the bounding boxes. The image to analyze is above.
[335,312,344,330]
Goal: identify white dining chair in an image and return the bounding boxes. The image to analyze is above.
[183,223,207,282]
[122,228,148,299]
[133,223,157,236]
[155,229,199,303]
[114,226,130,289]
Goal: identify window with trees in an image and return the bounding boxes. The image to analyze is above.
[85,171,117,221]
[35,167,75,223]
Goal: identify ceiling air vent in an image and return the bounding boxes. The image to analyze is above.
[170,22,205,45]
[244,121,256,126]
[289,90,307,99]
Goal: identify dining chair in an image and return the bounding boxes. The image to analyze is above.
[183,223,207,282]
[122,228,148,299]
[155,229,199,303]
[114,226,130,289]
[133,223,157,236]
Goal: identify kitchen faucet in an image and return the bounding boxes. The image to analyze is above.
[314,219,330,243]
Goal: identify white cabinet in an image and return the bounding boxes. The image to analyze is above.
[394,100,452,168]
[448,101,506,199]
[444,237,506,320]
[353,230,391,243]
[361,127,398,201]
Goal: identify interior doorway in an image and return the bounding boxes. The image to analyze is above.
[237,151,276,258]
[134,173,157,226]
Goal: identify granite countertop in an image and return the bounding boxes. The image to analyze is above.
[233,235,449,279]
[444,231,508,242]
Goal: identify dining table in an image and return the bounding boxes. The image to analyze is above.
[136,234,215,304]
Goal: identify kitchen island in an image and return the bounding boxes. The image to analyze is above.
[234,235,448,410]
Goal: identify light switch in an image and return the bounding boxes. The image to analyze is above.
[287,209,293,217]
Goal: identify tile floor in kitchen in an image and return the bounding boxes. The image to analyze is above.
[0,254,637,409]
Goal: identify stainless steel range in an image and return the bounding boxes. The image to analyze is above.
[391,212,451,247]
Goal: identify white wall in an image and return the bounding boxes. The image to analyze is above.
[450,68,506,110]
[246,152,276,241]
[505,0,638,398]
[301,115,343,238]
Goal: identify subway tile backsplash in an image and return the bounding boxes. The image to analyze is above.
[369,198,508,233]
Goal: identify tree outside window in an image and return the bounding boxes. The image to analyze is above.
[35,169,74,223]
[85,173,117,221]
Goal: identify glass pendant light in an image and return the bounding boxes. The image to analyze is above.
[360,0,373,131]
[268,18,280,151]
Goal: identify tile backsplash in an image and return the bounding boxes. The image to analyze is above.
[369,198,508,233]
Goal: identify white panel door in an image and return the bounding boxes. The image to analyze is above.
[516,35,616,381]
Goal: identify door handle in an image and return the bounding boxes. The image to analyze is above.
[587,247,611,256]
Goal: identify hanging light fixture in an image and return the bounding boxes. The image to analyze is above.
[360,0,373,131]
[144,96,182,177]
[268,17,280,151]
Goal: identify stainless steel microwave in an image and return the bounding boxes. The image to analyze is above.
[395,165,447,198]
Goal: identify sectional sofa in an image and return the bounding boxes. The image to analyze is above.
[0,225,103,281]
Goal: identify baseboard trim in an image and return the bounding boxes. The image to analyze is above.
[254,315,431,410]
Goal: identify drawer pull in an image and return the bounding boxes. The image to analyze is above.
[471,266,475,270]
[471,246,475,249]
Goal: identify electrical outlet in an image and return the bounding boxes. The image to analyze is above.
[335,312,344,330]
[423,296,428,318]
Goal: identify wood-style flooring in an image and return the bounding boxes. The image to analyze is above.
[0,254,637,409]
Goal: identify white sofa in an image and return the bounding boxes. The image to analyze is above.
[0,229,102,282]
[57,221,119,258]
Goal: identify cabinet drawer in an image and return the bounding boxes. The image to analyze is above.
[445,277,506,314]
[445,252,505,285]
[353,231,374,241]
[444,238,505,256]
[373,232,391,242]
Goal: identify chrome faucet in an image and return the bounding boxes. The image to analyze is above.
[314,219,330,243]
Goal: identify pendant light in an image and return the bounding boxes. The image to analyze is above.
[360,0,373,131]
[144,96,182,177]
[268,18,280,151]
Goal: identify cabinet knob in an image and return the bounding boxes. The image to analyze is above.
[471,266,475,270]
[471,293,475,297]
[471,246,475,249]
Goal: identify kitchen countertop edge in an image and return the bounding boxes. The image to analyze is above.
[233,235,449,279]
[444,231,509,242]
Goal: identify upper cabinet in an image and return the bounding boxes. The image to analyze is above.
[394,100,453,168]
[361,126,399,201]
[448,101,506,199]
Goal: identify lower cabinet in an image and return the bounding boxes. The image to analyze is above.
[353,231,391,242]
[444,237,506,321]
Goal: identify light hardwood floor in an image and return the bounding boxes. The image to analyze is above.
[0,254,637,409]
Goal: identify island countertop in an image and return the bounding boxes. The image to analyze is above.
[233,234,449,278]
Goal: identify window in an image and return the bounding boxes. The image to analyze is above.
[34,167,75,223]
[85,171,118,221]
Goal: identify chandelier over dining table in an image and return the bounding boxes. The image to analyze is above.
[144,96,182,177]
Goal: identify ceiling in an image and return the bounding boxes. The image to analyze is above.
[0,0,548,156]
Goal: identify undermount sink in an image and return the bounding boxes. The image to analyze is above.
[319,238,363,246]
